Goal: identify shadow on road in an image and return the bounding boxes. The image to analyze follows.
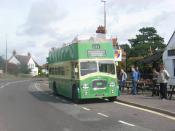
[29,90,71,104]
[29,90,111,105]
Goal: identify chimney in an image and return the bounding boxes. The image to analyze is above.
[96,25,106,34]
[28,52,31,57]
[112,37,118,48]
[13,50,16,56]
[51,47,56,51]
[96,25,106,39]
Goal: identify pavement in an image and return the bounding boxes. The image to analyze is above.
[118,93,175,117]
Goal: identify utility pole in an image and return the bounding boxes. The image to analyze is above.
[101,0,106,33]
[5,39,7,75]
[125,44,127,73]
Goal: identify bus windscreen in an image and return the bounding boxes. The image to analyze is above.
[99,61,115,74]
[80,61,115,76]
[80,61,97,76]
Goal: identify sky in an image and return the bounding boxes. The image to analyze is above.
[0,0,175,64]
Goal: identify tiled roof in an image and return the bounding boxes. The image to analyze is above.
[15,55,31,65]
[167,30,175,45]
[139,50,163,64]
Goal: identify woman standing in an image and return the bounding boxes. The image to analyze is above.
[119,69,127,92]
[158,65,170,99]
[131,67,137,95]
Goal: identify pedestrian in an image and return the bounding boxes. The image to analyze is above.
[131,67,137,95]
[136,66,141,93]
[119,69,127,92]
[157,64,170,99]
[136,66,141,81]
[152,68,159,96]
[153,68,158,83]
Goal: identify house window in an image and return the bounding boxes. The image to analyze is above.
[168,49,175,56]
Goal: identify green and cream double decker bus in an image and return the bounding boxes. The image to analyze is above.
[48,35,120,103]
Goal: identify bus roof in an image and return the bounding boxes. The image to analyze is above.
[48,35,115,64]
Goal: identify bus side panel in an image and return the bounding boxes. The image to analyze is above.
[55,78,72,98]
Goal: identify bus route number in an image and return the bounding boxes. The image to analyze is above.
[92,44,100,49]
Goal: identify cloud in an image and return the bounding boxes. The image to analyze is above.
[106,0,175,44]
[43,40,61,48]
[17,0,67,37]
[7,40,37,56]
[10,0,175,65]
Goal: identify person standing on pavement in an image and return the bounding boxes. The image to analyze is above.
[119,69,127,92]
[153,68,158,83]
[157,64,170,99]
[136,66,141,81]
[131,67,137,95]
[152,68,159,96]
[136,66,141,93]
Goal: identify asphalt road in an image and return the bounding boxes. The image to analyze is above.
[0,79,175,131]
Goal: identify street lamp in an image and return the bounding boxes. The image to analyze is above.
[101,0,106,32]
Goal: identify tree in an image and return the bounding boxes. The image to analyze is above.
[0,56,5,70]
[20,64,31,74]
[128,27,166,57]
[119,44,130,53]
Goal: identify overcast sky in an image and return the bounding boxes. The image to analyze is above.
[0,0,175,64]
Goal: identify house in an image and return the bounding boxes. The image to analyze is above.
[163,30,175,85]
[41,63,48,75]
[8,50,39,76]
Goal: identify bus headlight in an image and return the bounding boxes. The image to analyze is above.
[82,83,89,89]
[109,82,115,87]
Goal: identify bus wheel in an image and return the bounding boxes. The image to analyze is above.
[53,82,58,95]
[72,87,80,103]
[108,96,117,102]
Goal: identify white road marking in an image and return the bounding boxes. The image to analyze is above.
[114,101,175,121]
[34,83,43,91]
[0,80,29,89]
[0,85,4,88]
[73,104,78,106]
[0,83,9,88]
[97,113,109,118]
[81,107,91,111]
[118,120,135,127]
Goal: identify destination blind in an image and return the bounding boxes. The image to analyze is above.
[87,50,106,57]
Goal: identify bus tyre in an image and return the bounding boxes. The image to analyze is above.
[108,96,117,102]
[53,82,58,95]
[72,87,80,104]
